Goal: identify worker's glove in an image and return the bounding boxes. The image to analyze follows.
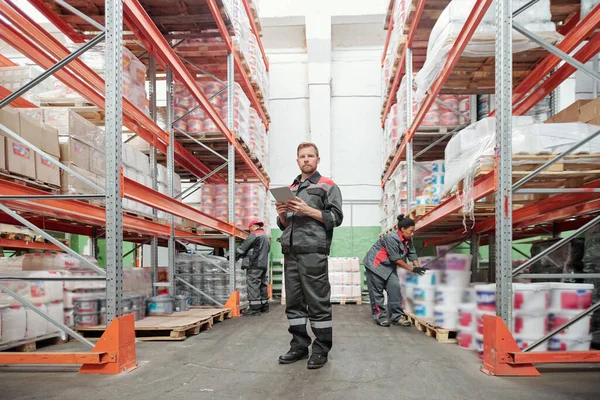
[412,267,427,275]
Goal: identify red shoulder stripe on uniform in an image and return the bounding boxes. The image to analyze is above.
[318,176,335,186]
[373,248,388,268]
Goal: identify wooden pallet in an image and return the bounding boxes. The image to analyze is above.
[0,170,60,194]
[406,313,457,344]
[0,332,66,352]
[0,231,34,242]
[331,297,363,305]
[282,298,363,305]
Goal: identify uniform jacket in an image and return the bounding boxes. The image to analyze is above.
[277,171,343,255]
[235,229,271,269]
[363,230,418,280]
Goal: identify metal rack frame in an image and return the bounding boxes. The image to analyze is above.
[380,0,600,370]
[0,0,268,353]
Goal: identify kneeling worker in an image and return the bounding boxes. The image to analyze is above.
[235,220,271,315]
[363,214,427,327]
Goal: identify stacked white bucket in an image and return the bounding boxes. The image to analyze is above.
[400,251,472,321]
[470,282,594,359]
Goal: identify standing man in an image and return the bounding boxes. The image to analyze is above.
[235,220,271,316]
[276,142,343,369]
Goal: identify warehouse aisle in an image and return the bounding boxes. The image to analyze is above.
[0,304,599,400]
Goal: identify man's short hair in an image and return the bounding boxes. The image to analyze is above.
[297,142,319,157]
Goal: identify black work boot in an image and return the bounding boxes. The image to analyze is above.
[260,304,270,313]
[307,353,328,369]
[278,349,309,364]
[375,319,390,327]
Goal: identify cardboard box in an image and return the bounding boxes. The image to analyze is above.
[0,137,5,171]
[0,106,21,138]
[35,154,60,186]
[89,148,105,176]
[59,137,90,168]
[579,97,600,124]
[60,162,96,194]
[5,137,35,179]
[18,108,43,122]
[545,100,591,124]
[41,124,60,158]
[18,112,43,149]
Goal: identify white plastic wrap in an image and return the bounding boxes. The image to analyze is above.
[581,0,599,19]
[415,0,561,102]
[443,118,600,223]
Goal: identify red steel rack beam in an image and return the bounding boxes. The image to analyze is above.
[558,11,580,36]
[205,0,269,128]
[382,0,395,64]
[123,177,247,239]
[242,0,269,71]
[26,0,86,43]
[0,180,230,247]
[381,0,426,124]
[0,53,17,66]
[0,85,38,108]
[514,32,600,115]
[0,214,95,236]
[0,239,61,251]
[415,170,496,232]
[382,0,493,185]
[123,0,269,187]
[0,1,223,184]
[488,5,600,116]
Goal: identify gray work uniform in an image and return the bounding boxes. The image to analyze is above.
[363,231,417,324]
[236,229,271,312]
[277,171,343,356]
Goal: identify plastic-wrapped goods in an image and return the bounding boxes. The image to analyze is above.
[415,0,560,102]
[442,119,600,223]
[0,306,27,343]
[0,66,55,104]
[581,0,600,19]
[434,306,459,329]
[582,225,600,345]
[530,239,574,282]
[26,304,49,338]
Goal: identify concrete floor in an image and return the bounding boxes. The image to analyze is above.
[0,304,599,400]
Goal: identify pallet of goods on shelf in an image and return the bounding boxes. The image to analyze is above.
[381,0,413,99]
[183,182,270,233]
[442,117,600,210]
[281,258,363,305]
[414,0,561,99]
[0,106,61,188]
[0,46,148,113]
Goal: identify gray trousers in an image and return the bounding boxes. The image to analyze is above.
[247,268,268,311]
[284,252,333,355]
[365,268,404,324]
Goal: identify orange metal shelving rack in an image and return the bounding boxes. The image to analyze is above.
[0,0,267,373]
[379,0,600,375]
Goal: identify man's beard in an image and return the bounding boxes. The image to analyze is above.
[302,165,315,174]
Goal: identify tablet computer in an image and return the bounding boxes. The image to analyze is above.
[270,186,296,203]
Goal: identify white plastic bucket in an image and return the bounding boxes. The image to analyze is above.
[514,283,550,314]
[457,330,475,350]
[413,286,436,303]
[548,308,592,338]
[443,270,471,287]
[445,254,472,271]
[434,306,459,329]
[414,270,439,287]
[435,285,463,308]
[459,303,477,331]
[413,301,435,319]
[476,310,496,335]
[549,335,592,351]
[475,284,496,312]
[513,313,548,337]
[515,335,549,352]
[404,283,415,300]
[475,333,484,359]
[549,283,593,310]
[462,285,479,304]
[418,257,438,270]
[403,298,415,314]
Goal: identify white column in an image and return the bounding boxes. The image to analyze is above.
[306,14,332,176]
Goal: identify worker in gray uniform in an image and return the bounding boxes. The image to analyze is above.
[235,220,271,316]
[363,214,427,327]
[275,142,344,370]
